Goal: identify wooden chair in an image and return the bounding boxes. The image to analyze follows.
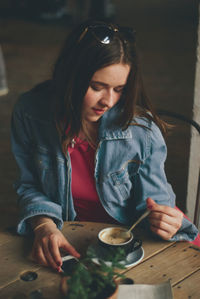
[157,109,200,228]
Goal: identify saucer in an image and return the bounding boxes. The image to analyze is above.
[124,247,144,268]
[89,244,144,268]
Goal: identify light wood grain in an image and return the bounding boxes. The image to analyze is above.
[62,221,175,257]
[0,267,61,299]
[0,229,18,246]
[173,269,200,299]
[0,222,199,298]
[0,233,38,288]
[121,242,200,286]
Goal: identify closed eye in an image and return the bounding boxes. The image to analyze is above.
[90,83,102,91]
[114,87,125,93]
[90,81,126,93]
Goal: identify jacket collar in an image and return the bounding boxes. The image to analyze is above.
[98,103,132,140]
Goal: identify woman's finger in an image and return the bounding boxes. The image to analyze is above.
[147,197,183,218]
[42,237,60,270]
[147,197,183,239]
[149,216,177,234]
[149,211,182,230]
[48,235,63,267]
[151,205,183,218]
[149,211,183,240]
[150,224,175,240]
[60,238,80,258]
[32,244,48,266]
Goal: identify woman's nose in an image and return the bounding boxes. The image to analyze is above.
[100,90,115,108]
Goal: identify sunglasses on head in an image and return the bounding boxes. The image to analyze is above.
[78,24,136,45]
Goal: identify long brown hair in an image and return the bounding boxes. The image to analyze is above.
[52,20,167,151]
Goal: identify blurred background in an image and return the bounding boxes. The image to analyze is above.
[0,0,199,230]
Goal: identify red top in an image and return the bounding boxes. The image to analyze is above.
[68,137,118,223]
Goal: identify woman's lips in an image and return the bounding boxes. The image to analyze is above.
[92,108,106,115]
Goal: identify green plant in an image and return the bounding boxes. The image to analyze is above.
[63,246,126,299]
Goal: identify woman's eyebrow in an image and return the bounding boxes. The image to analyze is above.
[90,81,108,87]
[90,80,125,88]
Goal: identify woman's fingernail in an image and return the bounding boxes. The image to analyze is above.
[57,261,62,266]
[147,205,153,210]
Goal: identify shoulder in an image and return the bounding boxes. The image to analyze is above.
[13,80,55,121]
[133,116,164,138]
[129,116,166,158]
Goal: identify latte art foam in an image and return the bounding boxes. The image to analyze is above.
[100,228,131,245]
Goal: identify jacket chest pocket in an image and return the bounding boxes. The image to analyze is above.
[34,147,58,198]
[110,160,141,199]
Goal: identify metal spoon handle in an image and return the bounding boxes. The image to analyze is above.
[128,209,151,233]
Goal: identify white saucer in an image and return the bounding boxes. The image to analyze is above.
[89,244,144,269]
[123,246,144,268]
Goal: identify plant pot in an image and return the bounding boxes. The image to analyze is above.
[106,283,118,299]
[60,276,119,299]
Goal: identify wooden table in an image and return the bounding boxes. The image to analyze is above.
[0,222,200,299]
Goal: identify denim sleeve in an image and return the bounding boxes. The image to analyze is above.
[11,97,63,235]
[135,121,198,242]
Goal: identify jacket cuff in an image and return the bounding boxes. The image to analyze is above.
[17,202,63,235]
[169,216,199,242]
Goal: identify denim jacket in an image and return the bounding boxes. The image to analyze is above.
[11,82,198,242]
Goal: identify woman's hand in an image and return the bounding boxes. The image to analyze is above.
[31,218,80,271]
[146,197,183,240]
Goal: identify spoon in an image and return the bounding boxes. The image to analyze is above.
[116,209,151,240]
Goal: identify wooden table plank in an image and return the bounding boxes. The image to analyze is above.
[0,222,198,299]
[0,267,61,299]
[122,242,200,286]
[62,221,175,258]
[0,227,18,246]
[0,221,176,288]
[0,234,39,288]
[173,270,200,299]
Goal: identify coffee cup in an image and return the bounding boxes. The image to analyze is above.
[98,227,142,255]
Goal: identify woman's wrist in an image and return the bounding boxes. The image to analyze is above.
[33,221,56,232]
[29,215,56,231]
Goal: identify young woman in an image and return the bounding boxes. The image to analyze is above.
[11,20,199,271]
